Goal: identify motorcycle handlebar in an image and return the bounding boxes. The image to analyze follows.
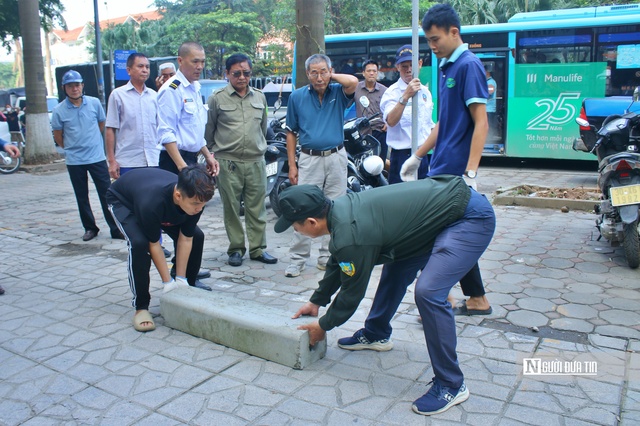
[591,137,604,153]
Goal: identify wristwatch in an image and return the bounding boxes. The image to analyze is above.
[398,96,408,106]
[465,170,477,179]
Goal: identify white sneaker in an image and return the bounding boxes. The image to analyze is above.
[285,263,305,277]
[317,257,329,270]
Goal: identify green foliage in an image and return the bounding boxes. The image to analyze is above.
[0,0,66,51]
[0,62,17,89]
[99,19,172,59]
[162,8,263,78]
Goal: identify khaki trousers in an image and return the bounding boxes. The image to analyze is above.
[217,158,268,257]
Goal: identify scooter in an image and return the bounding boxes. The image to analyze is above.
[343,113,388,192]
[264,99,294,217]
[574,87,640,268]
[0,141,22,174]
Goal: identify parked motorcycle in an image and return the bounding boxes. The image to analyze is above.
[343,113,388,192]
[0,141,22,174]
[574,87,640,268]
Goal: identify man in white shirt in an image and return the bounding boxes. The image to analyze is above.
[156,42,218,177]
[379,45,435,184]
[106,53,160,178]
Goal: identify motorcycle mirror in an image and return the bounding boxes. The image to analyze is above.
[575,117,590,127]
[274,98,282,111]
[633,86,639,102]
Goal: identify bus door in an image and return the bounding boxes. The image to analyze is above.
[475,52,509,155]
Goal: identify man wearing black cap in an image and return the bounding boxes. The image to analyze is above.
[279,179,495,416]
[379,44,434,184]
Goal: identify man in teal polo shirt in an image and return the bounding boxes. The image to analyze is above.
[284,53,358,277]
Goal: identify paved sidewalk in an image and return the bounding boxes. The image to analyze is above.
[1,166,639,425]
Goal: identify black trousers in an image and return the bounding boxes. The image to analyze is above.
[108,201,204,311]
[388,148,429,184]
[158,150,199,175]
[67,161,119,235]
[372,130,388,163]
[460,263,485,297]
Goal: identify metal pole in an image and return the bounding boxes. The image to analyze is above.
[411,0,419,154]
[93,0,105,109]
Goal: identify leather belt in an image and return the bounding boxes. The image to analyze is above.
[300,144,344,157]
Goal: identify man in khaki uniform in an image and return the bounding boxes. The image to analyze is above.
[205,53,277,267]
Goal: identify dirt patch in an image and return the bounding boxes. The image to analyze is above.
[507,185,601,201]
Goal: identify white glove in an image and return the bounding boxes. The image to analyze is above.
[462,174,478,191]
[163,277,189,293]
[400,155,422,182]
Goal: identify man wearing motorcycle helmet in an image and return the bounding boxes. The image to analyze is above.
[51,70,123,242]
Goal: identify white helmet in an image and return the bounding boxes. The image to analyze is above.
[362,155,384,176]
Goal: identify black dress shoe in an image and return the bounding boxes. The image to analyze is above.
[170,268,211,279]
[82,230,98,241]
[228,252,243,266]
[192,280,212,291]
[197,269,211,279]
[111,230,125,240]
[251,252,278,264]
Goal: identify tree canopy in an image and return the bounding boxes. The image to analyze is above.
[91,0,620,77]
[0,0,66,51]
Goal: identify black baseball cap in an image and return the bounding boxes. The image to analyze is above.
[395,44,413,66]
[274,185,327,233]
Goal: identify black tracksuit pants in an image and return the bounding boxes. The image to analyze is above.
[108,201,204,311]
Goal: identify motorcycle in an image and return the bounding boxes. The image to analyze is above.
[343,113,388,192]
[268,113,388,216]
[574,87,640,268]
[0,141,22,175]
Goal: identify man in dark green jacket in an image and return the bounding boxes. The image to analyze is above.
[276,176,495,416]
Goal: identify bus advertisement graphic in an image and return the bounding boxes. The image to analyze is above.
[507,63,606,160]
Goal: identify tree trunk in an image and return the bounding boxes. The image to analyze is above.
[295,0,325,88]
[17,0,57,165]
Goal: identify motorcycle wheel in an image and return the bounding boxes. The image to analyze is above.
[269,176,290,217]
[0,151,21,174]
[623,220,640,269]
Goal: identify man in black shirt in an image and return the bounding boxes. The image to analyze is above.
[106,165,215,332]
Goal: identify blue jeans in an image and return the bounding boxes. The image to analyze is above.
[363,190,496,386]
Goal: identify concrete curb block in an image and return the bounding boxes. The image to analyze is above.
[493,194,596,212]
[161,286,326,369]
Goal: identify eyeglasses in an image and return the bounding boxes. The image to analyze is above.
[230,70,252,78]
[309,71,330,78]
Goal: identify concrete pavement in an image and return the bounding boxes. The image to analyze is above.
[1,165,639,425]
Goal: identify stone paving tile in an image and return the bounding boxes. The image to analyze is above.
[2,168,640,425]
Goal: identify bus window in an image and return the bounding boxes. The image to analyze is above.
[595,27,640,96]
[324,41,366,75]
[516,30,592,64]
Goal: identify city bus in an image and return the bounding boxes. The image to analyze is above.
[317,5,640,161]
